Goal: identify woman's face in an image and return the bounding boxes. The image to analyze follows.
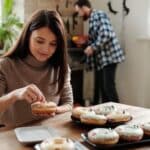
[29,27,57,62]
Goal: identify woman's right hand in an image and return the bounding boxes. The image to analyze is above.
[13,84,46,103]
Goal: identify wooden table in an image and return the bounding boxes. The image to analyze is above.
[1,102,150,150]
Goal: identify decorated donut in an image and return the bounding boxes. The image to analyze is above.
[31,101,57,115]
[80,111,107,125]
[72,106,90,119]
[107,110,132,123]
[115,124,144,142]
[141,122,150,136]
[94,105,117,115]
[40,137,75,150]
[88,128,119,145]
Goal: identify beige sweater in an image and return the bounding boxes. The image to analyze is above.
[0,55,73,126]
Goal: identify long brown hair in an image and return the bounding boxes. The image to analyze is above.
[3,9,68,94]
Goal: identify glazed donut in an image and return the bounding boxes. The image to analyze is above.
[141,122,150,136]
[88,128,119,145]
[31,101,57,115]
[72,106,90,119]
[94,105,117,116]
[107,110,132,123]
[80,111,107,125]
[115,124,144,142]
[40,137,75,150]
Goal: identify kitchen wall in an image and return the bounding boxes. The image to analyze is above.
[117,0,150,108]
[14,0,83,37]
[83,0,150,107]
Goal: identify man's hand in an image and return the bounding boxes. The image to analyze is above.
[84,46,94,56]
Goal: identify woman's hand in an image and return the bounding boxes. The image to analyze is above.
[33,112,56,118]
[13,84,46,103]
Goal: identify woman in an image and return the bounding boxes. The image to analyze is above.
[0,9,73,127]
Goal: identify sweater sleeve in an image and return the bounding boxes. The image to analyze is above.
[59,66,73,109]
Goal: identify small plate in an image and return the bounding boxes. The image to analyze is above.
[14,126,59,144]
[34,140,89,150]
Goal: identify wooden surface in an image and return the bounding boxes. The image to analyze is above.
[1,102,150,150]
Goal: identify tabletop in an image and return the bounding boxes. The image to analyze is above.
[1,102,150,150]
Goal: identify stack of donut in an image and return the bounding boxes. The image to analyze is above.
[72,105,132,126]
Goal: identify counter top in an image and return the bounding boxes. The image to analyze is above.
[68,47,84,51]
[1,102,150,150]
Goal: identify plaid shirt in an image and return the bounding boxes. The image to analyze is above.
[85,10,125,70]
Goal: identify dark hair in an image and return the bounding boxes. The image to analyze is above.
[75,0,91,8]
[3,9,68,94]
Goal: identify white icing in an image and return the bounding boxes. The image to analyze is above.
[40,138,75,150]
[81,112,106,120]
[115,125,143,137]
[107,111,131,119]
[95,105,117,115]
[88,128,119,140]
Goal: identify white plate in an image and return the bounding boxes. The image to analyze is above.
[14,126,59,144]
[34,140,89,150]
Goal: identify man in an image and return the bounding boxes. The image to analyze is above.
[74,0,125,104]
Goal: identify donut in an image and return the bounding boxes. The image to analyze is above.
[115,124,144,142]
[40,137,75,150]
[107,110,132,123]
[94,105,117,115]
[31,101,57,115]
[88,128,119,145]
[72,106,90,119]
[80,111,107,125]
[141,122,150,136]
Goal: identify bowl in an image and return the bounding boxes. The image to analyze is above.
[72,35,88,48]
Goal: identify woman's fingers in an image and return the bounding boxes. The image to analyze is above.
[27,90,38,102]
[28,84,46,102]
[14,84,46,103]
[24,93,33,103]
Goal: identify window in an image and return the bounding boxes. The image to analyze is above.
[148,6,150,36]
[0,0,2,24]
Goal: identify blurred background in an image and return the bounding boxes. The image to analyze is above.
[0,0,150,108]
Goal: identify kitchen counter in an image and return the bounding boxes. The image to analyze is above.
[1,102,150,150]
